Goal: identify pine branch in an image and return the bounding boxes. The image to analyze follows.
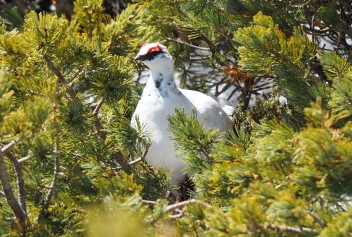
[46,55,132,173]
[0,135,28,224]
[304,210,325,229]
[6,151,27,214]
[92,98,107,141]
[44,56,77,99]
[39,101,60,220]
[0,152,27,223]
[90,97,133,173]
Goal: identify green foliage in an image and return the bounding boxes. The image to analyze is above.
[235,12,318,112]
[0,0,351,236]
[168,108,221,174]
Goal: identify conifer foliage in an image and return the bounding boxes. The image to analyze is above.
[0,0,351,236]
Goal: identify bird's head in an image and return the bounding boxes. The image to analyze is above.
[134,43,173,69]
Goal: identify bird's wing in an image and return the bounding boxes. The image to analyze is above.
[180,89,232,132]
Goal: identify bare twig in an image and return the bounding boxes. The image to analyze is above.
[170,213,184,219]
[127,146,150,166]
[18,154,34,163]
[0,190,4,196]
[264,222,318,234]
[166,37,211,51]
[1,135,25,154]
[142,198,211,219]
[92,98,104,116]
[141,199,157,206]
[165,199,211,213]
[92,98,107,141]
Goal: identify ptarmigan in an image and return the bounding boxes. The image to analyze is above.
[132,43,232,189]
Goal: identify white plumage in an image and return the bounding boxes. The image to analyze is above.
[132,43,232,188]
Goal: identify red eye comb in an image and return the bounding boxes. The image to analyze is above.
[147,45,162,53]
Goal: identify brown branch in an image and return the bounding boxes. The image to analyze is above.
[92,98,104,116]
[39,101,60,220]
[1,135,25,154]
[6,151,27,214]
[0,136,28,224]
[142,198,211,219]
[90,98,132,173]
[0,152,27,223]
[46,55,132,173]
[13,0,28,13]
[304,210,325,229]
[92,98,107,141]
[127,145,150,166]
[264,222,318,234]
[90,98,133,172]
[166,37,211,51]
[141,199,156,206]
[44,56,77,99]
[113,151,132,173]
[165,199,211,214]
[18,154,33,163]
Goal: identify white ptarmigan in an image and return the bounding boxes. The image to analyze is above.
[132,43,232,188]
